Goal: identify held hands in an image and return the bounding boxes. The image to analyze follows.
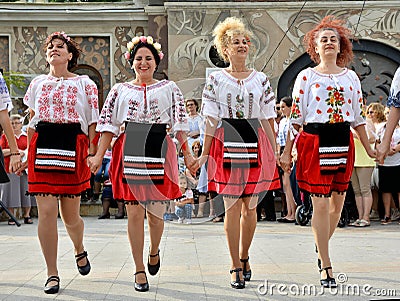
[279,151,292,174]
[184,153,198,176]
[88,154,102,174]
[10,153,23,174]
[376,142,389,164]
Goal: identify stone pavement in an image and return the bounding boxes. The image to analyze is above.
[0,216,399,301]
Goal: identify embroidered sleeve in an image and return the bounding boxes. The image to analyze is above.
[171,82,189,133]
[348,71,366,128]
[0,72,13,112]
[96,85,120,135]
[387,67,400,109]
[290,70,307,126]
[84,78,99,125]
[201,73,220,119]
[260,75,276,119]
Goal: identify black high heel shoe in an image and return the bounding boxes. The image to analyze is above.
[147,249,160,276]
[230,267,245,289]
[44,275,60,294]
[75,251,91,276]
[319,267,337,288]
[240,257,252,281]
[134,271,149,292]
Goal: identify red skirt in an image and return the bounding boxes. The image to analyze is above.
[109,133,181,202]
[27,132,91,196]
[207,127,279,196]
[296,131,355,196]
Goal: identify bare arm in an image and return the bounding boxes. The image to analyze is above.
[0,109,21,173]
[88,123,97,155]
[198,116,218,167]
[88,132,113,174]
[377,107,400,163]
[354,124,376,158]
[279,124,300,173]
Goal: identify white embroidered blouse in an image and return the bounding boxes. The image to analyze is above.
[201,69,276,121]
[388,66,400,108]
[0,72,13,112]
[290,67,365,128]
[24,74,99,135]
[96,80,189,136]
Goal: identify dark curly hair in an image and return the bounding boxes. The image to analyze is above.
[43,32,82,71]
[304,15,354,67]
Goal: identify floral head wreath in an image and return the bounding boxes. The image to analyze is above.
[51,31,71,42]
[124,35,164,61]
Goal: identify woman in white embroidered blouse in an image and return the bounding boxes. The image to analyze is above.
[19,32,99,294]
[280,16,375,288]
[198,17,278,289]
[89,35,196,292]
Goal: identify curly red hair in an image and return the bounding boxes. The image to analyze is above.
[304,15,354,67]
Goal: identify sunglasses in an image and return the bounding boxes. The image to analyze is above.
[367,111,375,114]
[276,106,281,110]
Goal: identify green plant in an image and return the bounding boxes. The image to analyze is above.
[2,71,27,92]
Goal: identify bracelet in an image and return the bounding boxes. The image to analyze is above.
[88,153,95,157]
[10,152,21,156]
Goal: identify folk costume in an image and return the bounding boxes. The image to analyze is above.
[290,68,365,196]
[96,80,188,203]
[202,69,279,197]
[23,75,99,196]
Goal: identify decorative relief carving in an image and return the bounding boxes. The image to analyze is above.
[75,36,111,98]
[12,27,111,99]
[114,26,145,83]
[171,10,271,76]
[169,11,204,35]
[13,27,48,74]
[0,36,10,71]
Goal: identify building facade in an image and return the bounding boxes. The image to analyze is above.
[0,0,399,111]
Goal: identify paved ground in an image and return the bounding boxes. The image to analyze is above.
[0,216,399,301]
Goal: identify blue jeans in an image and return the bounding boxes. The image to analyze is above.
[175,204,193,219]
[94,158,110,182]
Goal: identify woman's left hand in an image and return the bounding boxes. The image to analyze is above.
[10,154,22,174]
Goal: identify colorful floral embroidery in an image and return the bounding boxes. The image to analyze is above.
[325,85,345,123]
[290,96,302,119]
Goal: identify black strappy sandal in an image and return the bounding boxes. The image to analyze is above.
[240,257,252,281]
[44,275,60,294]
[75,251,91,276]
[230,267,245,289]
[320,267,337,288]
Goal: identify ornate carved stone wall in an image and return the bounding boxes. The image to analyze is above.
[0,36,10,72]
[166,2,400,102]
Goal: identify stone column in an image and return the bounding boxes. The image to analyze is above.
[146,4,168,80]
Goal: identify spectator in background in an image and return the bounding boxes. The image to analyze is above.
[0,114,35,225]
[349,105,376,227]
[175,173,194,224]
[186,99,203,151]
[276,96,296,223]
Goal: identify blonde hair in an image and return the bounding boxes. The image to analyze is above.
[212,16,253,62]
[367,102,386,123]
